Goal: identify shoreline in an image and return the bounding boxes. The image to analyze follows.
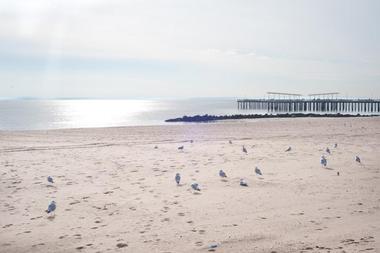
[1,115,378,133]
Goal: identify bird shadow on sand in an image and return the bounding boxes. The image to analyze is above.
[47,215,56,221]
[323,167,334,171]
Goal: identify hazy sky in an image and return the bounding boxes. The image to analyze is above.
[1,0,379,98]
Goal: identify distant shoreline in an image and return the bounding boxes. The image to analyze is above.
[165,113,379,123]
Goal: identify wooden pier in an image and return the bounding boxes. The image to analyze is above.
[237,98,380,113]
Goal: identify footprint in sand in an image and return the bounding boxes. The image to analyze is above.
[69,200,81,205]
[116,243,128,248]
[195,241,204,247]
[30,216,43,220]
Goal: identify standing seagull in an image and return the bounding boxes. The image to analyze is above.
[285,146,292,152]
[229,140,232,144]
[47,176,54,183]
[46,201,56,215]
[321,156,327,167]
[255,167,262,176]
[240,179,248,187]
[175,173,181,185]
[242,146,247,154]
[334,143,338,148]
[178,146,184,151]
[355,156,361,163]
[191,183,201,191]
[219,170,227,178]
[326,147,331,154]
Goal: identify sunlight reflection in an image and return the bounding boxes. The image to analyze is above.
[55,100,156,128]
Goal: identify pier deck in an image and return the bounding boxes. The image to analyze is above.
[237,99,380,113]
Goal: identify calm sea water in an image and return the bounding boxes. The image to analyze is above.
[0,98,258,130]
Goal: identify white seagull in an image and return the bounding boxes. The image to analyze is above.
[219,170,227,178]
[175,173,181,185]
[46,201,56,214]
[321,156,327,167]
[191,183,201,191]
[240,179,248,187]
[47,176,54,183]
[255,167,262,176]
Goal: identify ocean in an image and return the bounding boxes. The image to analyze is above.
[0,98,255,131]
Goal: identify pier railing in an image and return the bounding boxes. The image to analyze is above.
[237,98,380,113]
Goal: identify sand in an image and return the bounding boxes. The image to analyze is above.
[1,117,380,253]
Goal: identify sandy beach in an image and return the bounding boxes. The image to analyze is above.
[1,117,380,253]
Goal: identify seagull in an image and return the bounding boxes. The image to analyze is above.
[154,145,158,149]
[337,171,340,176]
[240,179,248,187]
[175,173,181,185]
[47,176,54,183]
[191,183,201,191]
[219,170,227,178]
[334,143,338,148]
[178,146,184,150]
[46,201,56,214]
[321,156,327,167]
[326,147,331,154]
[355,156,361,163]
[255,167,262,176]
[242,146,247,154]
[285,146,292,152]
[190,140,194,143]
[229,140,232,144]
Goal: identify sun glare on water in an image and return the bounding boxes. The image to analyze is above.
[55,99,156,128]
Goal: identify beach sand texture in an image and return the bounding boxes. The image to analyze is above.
[1,117,380,252]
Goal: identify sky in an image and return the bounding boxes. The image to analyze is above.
[0,0,380,99]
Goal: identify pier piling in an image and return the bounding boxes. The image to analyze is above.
[237,98,380,114]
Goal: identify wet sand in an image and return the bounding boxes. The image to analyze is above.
[1,117,380,252]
